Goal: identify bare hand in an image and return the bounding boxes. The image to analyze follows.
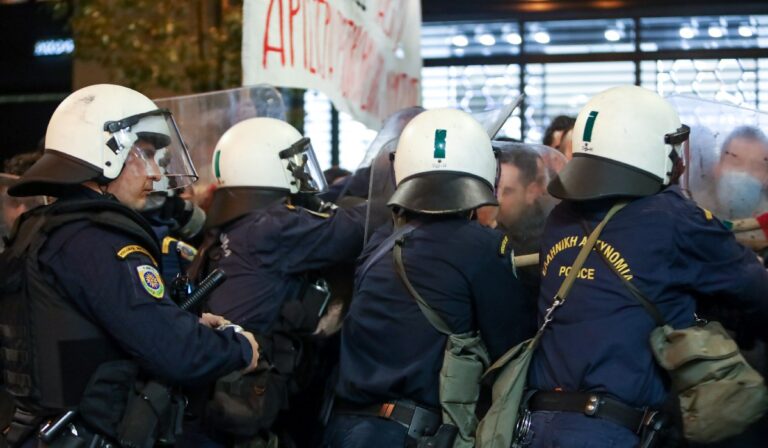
[240,330,260,373]
[199,312,230,328]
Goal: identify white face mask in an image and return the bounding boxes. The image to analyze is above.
[716,170,764,219]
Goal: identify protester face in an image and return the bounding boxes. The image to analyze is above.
[496,162,542,230]
[714,136,768,218]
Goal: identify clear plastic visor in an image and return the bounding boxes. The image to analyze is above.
[107,110,198,192]
[278,137,328,193]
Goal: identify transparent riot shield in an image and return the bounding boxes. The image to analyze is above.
[669,95,768,250]
[331,107,424,242]
[475,94,525,139]
[363,139,399,244]
[492,141,566,258]
[154,85,286,186]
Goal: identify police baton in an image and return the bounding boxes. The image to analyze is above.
[178,268,226,312]
[725,212,768,234]
[513,253,540,268]
[38,410,77,444]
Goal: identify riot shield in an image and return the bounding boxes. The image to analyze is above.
[476,94,525,138]
[154,85,286,186]
[669,95,768,249]
[333,107,424,242]
[363,139,400,243]
[492,141,566,258]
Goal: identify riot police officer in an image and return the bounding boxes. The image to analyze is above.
[187,117,366,445]
[324,108,535,447]
[523,86,768,447]
[0,84,259,447]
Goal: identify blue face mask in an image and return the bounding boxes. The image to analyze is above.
[716,170,764,219]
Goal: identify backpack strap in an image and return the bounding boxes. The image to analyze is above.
[392,237,452,336]
[486,201,628,375]
[358,222,419,281]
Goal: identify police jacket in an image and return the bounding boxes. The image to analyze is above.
[529,185,768,408]
[204,199,366,333]
[0,188,252,413]
[336,216,535,409]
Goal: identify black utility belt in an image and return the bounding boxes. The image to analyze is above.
[333,398,441,439]
[529,391,658,434]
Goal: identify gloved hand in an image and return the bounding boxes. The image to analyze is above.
[162,195,206,240]
[291,193,336,213]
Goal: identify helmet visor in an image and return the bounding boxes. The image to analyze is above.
[278,137,328,193]
[107,109,198,192]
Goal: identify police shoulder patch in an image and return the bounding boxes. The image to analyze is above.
[137,265,164,299]
[117,245,158,267]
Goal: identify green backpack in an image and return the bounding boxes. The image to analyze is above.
[393,239,490,448]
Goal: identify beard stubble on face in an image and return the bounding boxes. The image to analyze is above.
[106,154,157,210]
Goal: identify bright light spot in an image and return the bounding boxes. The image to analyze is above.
[395,46,405,59]
[708,25,724,38]
[451,35,469,47]
[604,29,621,42]
[504,32,522,45]
[533,31,550,44]
[477,33,496,46]
[679,26,695,39]
[34,38,74,57]
[738,25,754,37]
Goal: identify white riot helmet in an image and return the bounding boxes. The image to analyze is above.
[206,117,327,228]
[212,117,326,193]
[9,84,197,197]
[388,108,498,214]
[549,85,690,201]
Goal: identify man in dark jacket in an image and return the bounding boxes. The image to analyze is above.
[0,84,259,447]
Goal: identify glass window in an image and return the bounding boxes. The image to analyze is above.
[422,65,522,140]
[760,59,768,112]
[640,15,768,52]
[303,90,332,169]
[523,18,635,55]
[339,111,377,171]
[421,21,521,59]
[525,61,636,142]
[641,59,759,109]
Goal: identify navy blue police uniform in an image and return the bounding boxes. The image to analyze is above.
[38,189,252,383]
[187,199,364,447]
[525,185,768,446]
[324,216,536,447]
[205,200,366,333]
[0,187,252,446]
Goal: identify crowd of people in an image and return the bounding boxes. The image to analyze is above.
[1,82,768,448]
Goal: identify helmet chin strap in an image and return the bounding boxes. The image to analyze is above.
[667,147,686,185]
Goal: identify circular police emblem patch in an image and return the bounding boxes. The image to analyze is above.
[137,265,164,299]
